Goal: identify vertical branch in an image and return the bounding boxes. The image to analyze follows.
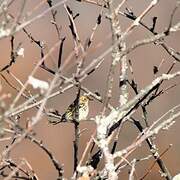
[73,121,80,173]
[64,4,84,58]
[58,37,66,69]
[73,87,81,174]
[102,0,128,158]
[119,51,128,106]
[46,0,62,39]
[84,8,103,50]
[103,0,128,114]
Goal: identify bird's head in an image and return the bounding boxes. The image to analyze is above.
[80,95,89,104]
[79,95,93,104]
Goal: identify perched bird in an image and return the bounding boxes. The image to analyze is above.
[61,95,90,122]
[50,95,90,124]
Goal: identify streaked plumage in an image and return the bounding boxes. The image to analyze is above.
[61,95,90,122]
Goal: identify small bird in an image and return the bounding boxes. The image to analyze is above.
[61,95,90,122]
[46,95,91,125]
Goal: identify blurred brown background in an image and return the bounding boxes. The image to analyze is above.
[0,0,180,179]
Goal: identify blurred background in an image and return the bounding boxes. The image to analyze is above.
[0,0,180,179]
